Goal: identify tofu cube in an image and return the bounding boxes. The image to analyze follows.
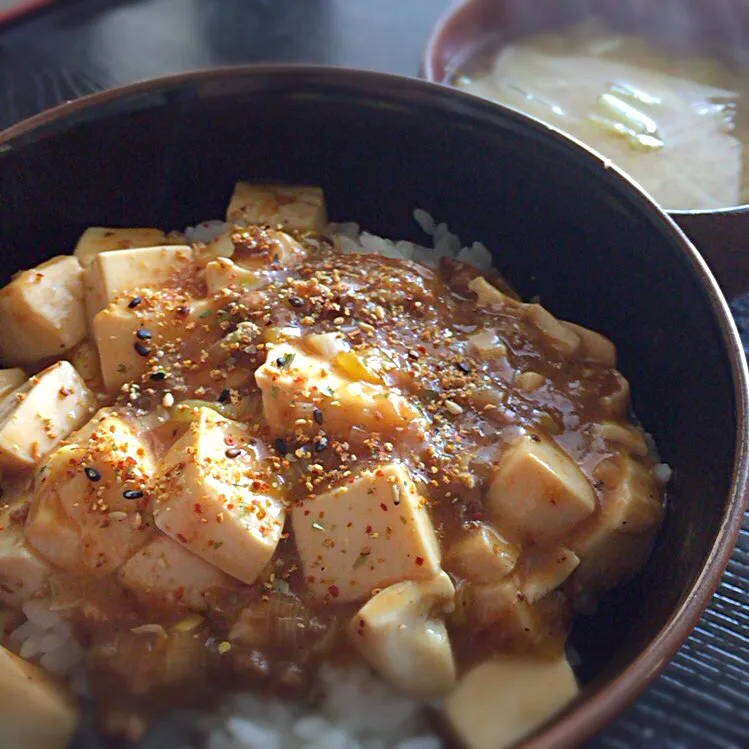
[154,407,285,584]
[293,463,440,602]
[118,534,236,611]
[204,258,263,295]
[568,455,664,592]
[92,302,147,392]
[520,547,580,603]
[0,361,95,470]
[226,182,327,231]
[563,321,616,367]
[445,654,578,749]
[467,578,539,640]
[592,455,664,534]
[0,530,52,607]
[74,227,167,267]
[0,256,86,365]
[0,501,52,606]
[0,368,26,401]
[595,421,649,457]
[445,524,518,584]
[525,304,581,357]
[349,572,457,698]
[467,330,508,360]
[256,343,423,441]
[93,294,210,392]
[468,277,522,309]
[231,227,308,269]
[486,436,596,544]
[0,646,79,749]
[84,244,193,323]
[66,341,103,392]
[25,409,155,574]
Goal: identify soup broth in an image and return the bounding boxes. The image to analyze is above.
[455,21,749,211]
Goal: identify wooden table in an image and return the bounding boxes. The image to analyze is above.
[1,2,747,747]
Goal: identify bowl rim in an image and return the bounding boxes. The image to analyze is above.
[421,0,749,219]
[1,63,747,749]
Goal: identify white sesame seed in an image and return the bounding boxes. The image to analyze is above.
[445,399,464,415]
[162,392,175,408]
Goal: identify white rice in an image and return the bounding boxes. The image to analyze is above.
[8,599,88,696]
[203,665,441,749]
[330,211,492,272]
[185,209,493,273]
[185,220,231,244]
[5,209,669,747]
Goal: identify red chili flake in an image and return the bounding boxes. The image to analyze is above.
[227,503,235,511]
[379,503,388,512]
[328,585,340,599]
[174,587,185,600]
[472,512,484,521]
[415,556,425,566]
[365,525,373,535]
[194,503,203,514]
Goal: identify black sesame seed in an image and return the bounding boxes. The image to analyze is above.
[288,296,304,308]
[456,361,471,374]
[134,342,151,357]
[274,438,288,456]
[136,328,153,340]
[128,296,142,309]
[123,489,144,500]
[314,436,329,453]
[150,371,167,382]
[225,447,242,459]
[84,467,101,482]
[217,388,231,403]
[313,408,324,425]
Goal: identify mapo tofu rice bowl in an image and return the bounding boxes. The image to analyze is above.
[0,183,670,749]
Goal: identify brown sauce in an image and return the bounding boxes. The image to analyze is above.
[0,223,665,740]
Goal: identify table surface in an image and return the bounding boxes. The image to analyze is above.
[1,1,748,747]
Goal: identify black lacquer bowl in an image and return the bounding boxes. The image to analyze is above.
[0,66,746,749]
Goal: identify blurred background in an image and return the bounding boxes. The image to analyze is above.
[0,0,451,129]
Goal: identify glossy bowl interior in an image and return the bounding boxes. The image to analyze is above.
[424,0,749,218]
[0,66,746,748]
